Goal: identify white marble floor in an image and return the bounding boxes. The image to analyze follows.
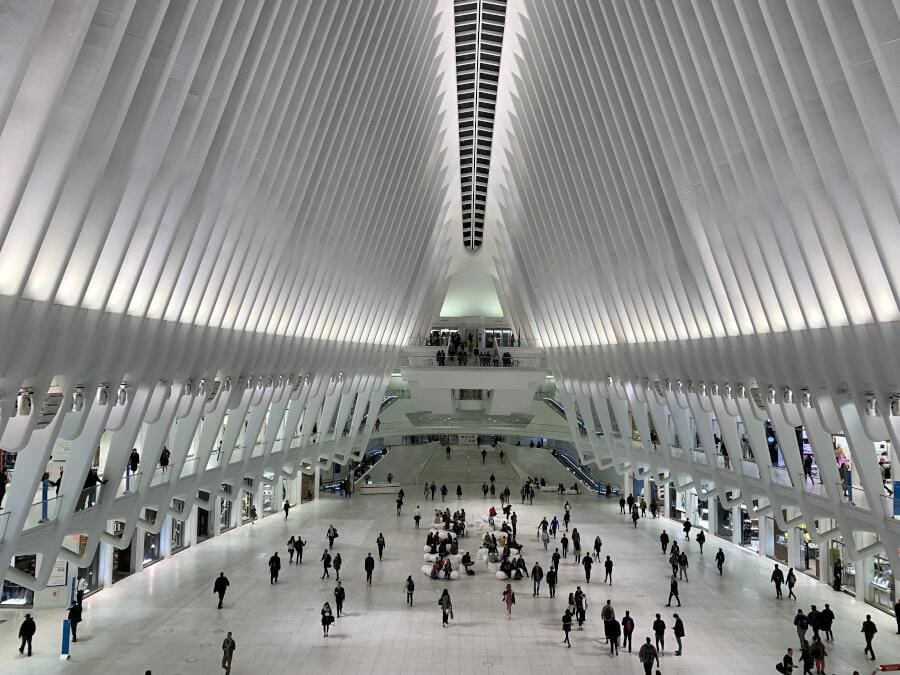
[1,485,898,674]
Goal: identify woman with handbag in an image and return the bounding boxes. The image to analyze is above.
[502,584,515,620]
[321,602,334,637]
[438,589,453,627]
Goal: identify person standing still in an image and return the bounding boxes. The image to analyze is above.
[532,562,543,596]
[672,613,685,655]
[667,578,681,607]
[214,572,230,608]
[333,553,342,581]
[660,531,669,554]
[221,631,236,675]
[67,603,82,642]
[77,576,89,605]
[414,506,421,529]
[604,555,613,585]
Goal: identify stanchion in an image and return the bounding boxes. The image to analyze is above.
[60,618,71,660]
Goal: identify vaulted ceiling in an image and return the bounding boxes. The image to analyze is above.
[1,0,900,389]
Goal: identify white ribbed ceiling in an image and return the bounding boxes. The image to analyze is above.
[491,0,900,350]
[0,0,455,348]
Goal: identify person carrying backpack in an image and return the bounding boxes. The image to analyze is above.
[405,576,415,606]
[621,611,635,652]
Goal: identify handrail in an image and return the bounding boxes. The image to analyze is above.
[403,355,547,369]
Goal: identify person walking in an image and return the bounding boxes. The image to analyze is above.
[667,577,681,607]
[609,616,621,655]
[67,602,82,642]
[541,528,550,550]
[660,531,669,554]
[268,552,281,584]
[511,511,518,538]
[288,536,296,564]
[715,548,725,575]
[364,553,376,585]
[221,631,236,674]
[532,562,543,596]
[377,533,386,560]
[294,536,306,564]
[895,598,900,634]
[787,567,797,600]
[582,553,593,583]
[808,605,821,641]
[603,555,613,585]
[562,608,573,648]
[622,610,635,652]
[575,587,589,629]
[619,495,627,514]
[550,515,559,538]
[561,534,569,558]
[809,635,827,674]
[775,647,795,674]
[631,506,639,528]
[438,589,453,627]
[652,613,666,652]
[481,447,487,464]
[405,575,415,606]
[600,598,615,641]
[593,536,603,557]
[283,499,290,519]
[861,614,877,660]
[413,506,421,529]
[695,530,705,554]
[678,551,689,582]
[794,609,809,646]
[18,614,35,656]
[430,482,436,499]
[396,494,403,516]
[446,445,451,460]
[440,484,448,502]
[552,548,561,572]
[682,519,692,540]
[321,603,334,637]
[546,566,557,598]
[639,637,660,675]
[250,505,257,524]
[672,613,685,655]
[333,581,345,617]
[502,583,516,619]
[771,563,785,599]
[333,553,342,581]
[321,550,332,578]
[563,510,571,531]
[482,482,489,498]
[213,572,230,608]
[820,604,835,642]
[326,525,338,549]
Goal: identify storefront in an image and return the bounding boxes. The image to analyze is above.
[1,555,36,606]
[73,534,102,597]
[765,516,789,564]
[241,483,255,524]
[142,509,162,567]
[740,504,759,552]
[797,525,819,579]
[170,516,188,554]
[219,497,233,532]
[715,498,733,540]
[867,555,895,614]
[111,534,133,584]
[830,539,855,595]
[261,473,275,515]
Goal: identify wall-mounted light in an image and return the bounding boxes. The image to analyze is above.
[224,377,232,392]
[17,388,32,416]
[724,383,733,399]
[782,387,793,405]
[117,383,129,406]
[865,393,878,416]
[183,380,194,396]
[72,387,85,412]
[664,379,672,392]
[97,383,109,406]
[800,389,812,408]
[736,383,746,399]
[767,386,777,405]
[710,382,719,397]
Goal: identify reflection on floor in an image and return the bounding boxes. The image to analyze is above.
[1,485,897,674]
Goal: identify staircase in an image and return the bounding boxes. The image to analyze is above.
[418,445,520,489]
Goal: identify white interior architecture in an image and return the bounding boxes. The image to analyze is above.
[0,0,899,670]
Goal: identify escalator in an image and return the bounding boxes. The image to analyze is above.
[541,396,589,436]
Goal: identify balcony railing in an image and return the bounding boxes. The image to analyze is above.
[404,355,546,369]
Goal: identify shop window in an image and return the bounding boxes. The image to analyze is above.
[143,509,162,567]
[867,555,894,614]
[220,498,233,531]
[716,499,733,539]
[1,555,35,606]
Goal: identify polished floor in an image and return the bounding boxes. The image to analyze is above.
[1,477,898,673]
